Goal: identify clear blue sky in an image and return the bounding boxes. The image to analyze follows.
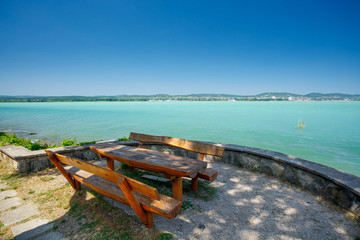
[1,0,359,96]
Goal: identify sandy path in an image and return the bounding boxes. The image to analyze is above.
[107,161,360,240]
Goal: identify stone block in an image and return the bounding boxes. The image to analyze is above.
[221,151,237,165]
[30,156,51,172]
[12,218,52,240]
[259,158,285,177]
[0,197,22,211]
[323,183,356,209]
[17,161,28,173]
[297,169,330,195]
[0,190,17,200]
[0,204,39,226]
[242,154,260,170]
[281,166,299,186]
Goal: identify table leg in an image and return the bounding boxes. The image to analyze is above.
[172,176,183,201]
[107,157,114,170]
[191,176,199,191]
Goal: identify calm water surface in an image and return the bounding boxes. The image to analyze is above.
[0,101,359,176]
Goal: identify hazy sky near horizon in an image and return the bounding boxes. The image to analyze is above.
[1,0,360,96]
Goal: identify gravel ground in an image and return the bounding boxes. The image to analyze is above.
[106,161,360,240]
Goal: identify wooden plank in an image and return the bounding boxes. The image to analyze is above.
[65,166,182,219]
[106,157,114,170]
[118,178,148,226]
[145,212,154,228]
[90,145,207,178]
[197,168,218,182]
[45,150,78,190]
[126,177,160,201]
[129,132,225,157]
[53,152,160,201]
[54,152,124,184]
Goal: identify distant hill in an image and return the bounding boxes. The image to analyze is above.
[255,92,301,98]
[304,93,360,98]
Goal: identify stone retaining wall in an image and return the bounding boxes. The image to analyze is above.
[1,140,359,218]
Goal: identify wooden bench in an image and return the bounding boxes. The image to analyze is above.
[44,149,182,228]
[129,132,225,191]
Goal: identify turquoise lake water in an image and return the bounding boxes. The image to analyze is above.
[0,101,359,176]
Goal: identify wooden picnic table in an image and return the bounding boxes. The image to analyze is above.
[90,143,208,201]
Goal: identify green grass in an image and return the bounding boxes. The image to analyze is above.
[153,233,173,240]
[0,222,13,239]
[40,176,55,182]
[0,172,24,189]
[0,132,129,151]
[181,200,194,210]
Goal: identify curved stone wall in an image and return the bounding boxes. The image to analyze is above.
[1,140,359,218]
[141,142,360,218]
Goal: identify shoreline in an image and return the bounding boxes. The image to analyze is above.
[1,99,359,103]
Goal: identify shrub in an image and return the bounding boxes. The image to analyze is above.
[61,138,77,146]
[117,136,130,141]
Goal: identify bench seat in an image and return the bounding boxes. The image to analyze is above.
[65,166,182,219]
[197,168,218,182]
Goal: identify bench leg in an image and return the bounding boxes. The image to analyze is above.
[74,179,82,190]
[172,176,183,201]
[145,212,154,228]
[106,157,114,170]
[191,176,199,191]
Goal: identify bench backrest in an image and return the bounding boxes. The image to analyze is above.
[129,132,224,157]
[44,149,160,200]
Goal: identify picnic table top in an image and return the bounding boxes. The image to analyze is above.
[90,143,207,178]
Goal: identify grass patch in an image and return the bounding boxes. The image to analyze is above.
[237,163,244,168]
[154,233,173,240]
[0,222,7,236]
[40,176,55,182]
[0,172,24,189]
[0,222,12,239]
[181,200,194,210]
